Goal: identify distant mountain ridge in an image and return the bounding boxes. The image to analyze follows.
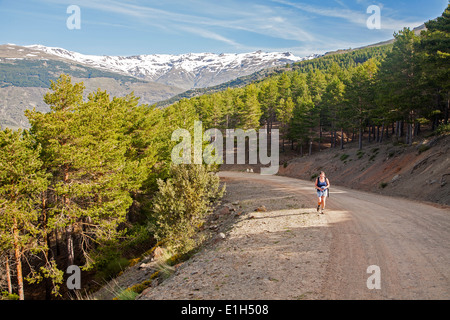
[0,43,319,129]
[0,44,184,129]
[25,44,319,90]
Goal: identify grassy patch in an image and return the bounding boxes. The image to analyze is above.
[367,148,379,161]
[436,123,450,135]
[1,291,19,300]
[295,292,312,300]
[95,255,130,282]
[115,289,140,301]
[269,277,279,282]
[418,144,430,154]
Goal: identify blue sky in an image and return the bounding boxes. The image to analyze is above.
[0,0,447,56]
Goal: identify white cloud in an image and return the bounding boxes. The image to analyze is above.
[272,0,423,31]
[179,26,241,47]
[41,0,314,45]
[34,0,424,55]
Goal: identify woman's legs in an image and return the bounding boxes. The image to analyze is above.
[317,195,326,212]
[321,196,326,210]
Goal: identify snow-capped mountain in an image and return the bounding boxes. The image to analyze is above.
[26,44,320,89]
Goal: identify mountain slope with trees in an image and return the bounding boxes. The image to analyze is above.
[0,75,223,300]
[165,6,449,152]
[1,5,449,300]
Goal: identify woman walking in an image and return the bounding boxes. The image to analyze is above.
[315,171,330,214]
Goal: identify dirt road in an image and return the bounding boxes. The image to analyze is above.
[139,171,450,300]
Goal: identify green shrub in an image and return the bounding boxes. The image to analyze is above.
[115,289,140,300]
[340,154,350,161]
[436,123,450,135]
[418,144,430,154]
[97,257,130,281]
[120,224,156,259]
[152,164,225,254]
[1,291,19,300]
[380,182,388,189]
[93,246,130,281]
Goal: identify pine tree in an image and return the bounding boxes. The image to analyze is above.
[0,129,49,300]
[238,84,262,130]
[277,73,291,99]
[258,78,279,146]
[25,75,85,267]
[321,73,346,148]
[346,59,378,149]
[219,88,237,129]
[416,4,450,127]
[276,96,294,152]
[306,70,327,150]
[376,28,422,145]
[289,88,315,155]
[26,75,144,271]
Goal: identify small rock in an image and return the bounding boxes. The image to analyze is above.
[139,262,151,269]
[139,262,157,272]
[391,174,401,183]
[140,256,151,264]
[153,246,165,260]
[255,205,267,212]
[174,263,183,270]
[219,206,230,215]
[212,232,226,244]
